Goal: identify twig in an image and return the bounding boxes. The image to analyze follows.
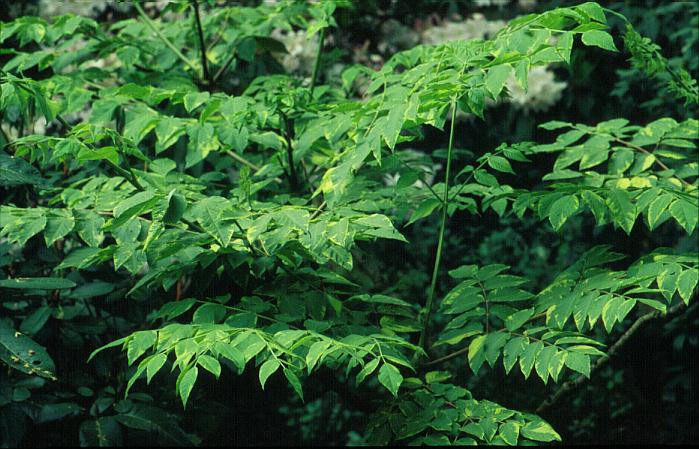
[396,157,442,203]
[212,52,236,83]
[424,345,469,367]
[225,149,283,184]
[225,149,259,171]
[205,23,225,52]
[449,145,507,201]
[132,1,200,77]
[310,200,327,220]
[615,137,693,188]
[423,312,548,367]
[535,301,689,414]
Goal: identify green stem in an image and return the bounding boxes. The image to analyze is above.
[226,149,259,171]
[423,312,548,367]
[373,338,386,363]
[107,159,141,190]
[396,157,442,203]
[309,200,327,220]
[449,146,506,201]
[0,121,11,151]
[309,27,325,95]
[280,111,298,191]
[132,0,200,77]
[416,100,458,357]
[212,52,236,83]
[614,136,693,188]
[225,149,283,184]
[54,115,142,191]
[191,0,212,86]
[116,148,144,191]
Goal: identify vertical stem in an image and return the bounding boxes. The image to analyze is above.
[299,160,315,196]
[275,153,289,179]
[132,0,200,76]
[416,100,458,357]
[0,120,11,151]
[191,0,212,86]
[286,133,298,191]
[280,111,298,190]
[309,27,325,95]
[479,281,490,334]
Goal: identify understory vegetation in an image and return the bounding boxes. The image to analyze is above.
[0,0,697,446]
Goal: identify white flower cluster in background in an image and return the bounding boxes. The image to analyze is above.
[38,0,109,18]
[270,28,320,75]
[506,66,568,113]
[37,0,136,19]
[421,13,505,45]
[474,0,511,7]
[517,0,538,9]
[474,0,537,9]
[420,11,567,115]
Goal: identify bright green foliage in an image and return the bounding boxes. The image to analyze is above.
[0,0,697,445]
[622,23,699,106]
[439,246,698,383]
[513,117,699,234]
[89,297,420,402]
[366,372,561,445]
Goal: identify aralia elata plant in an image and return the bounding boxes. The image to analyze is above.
[0,1,697,445]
